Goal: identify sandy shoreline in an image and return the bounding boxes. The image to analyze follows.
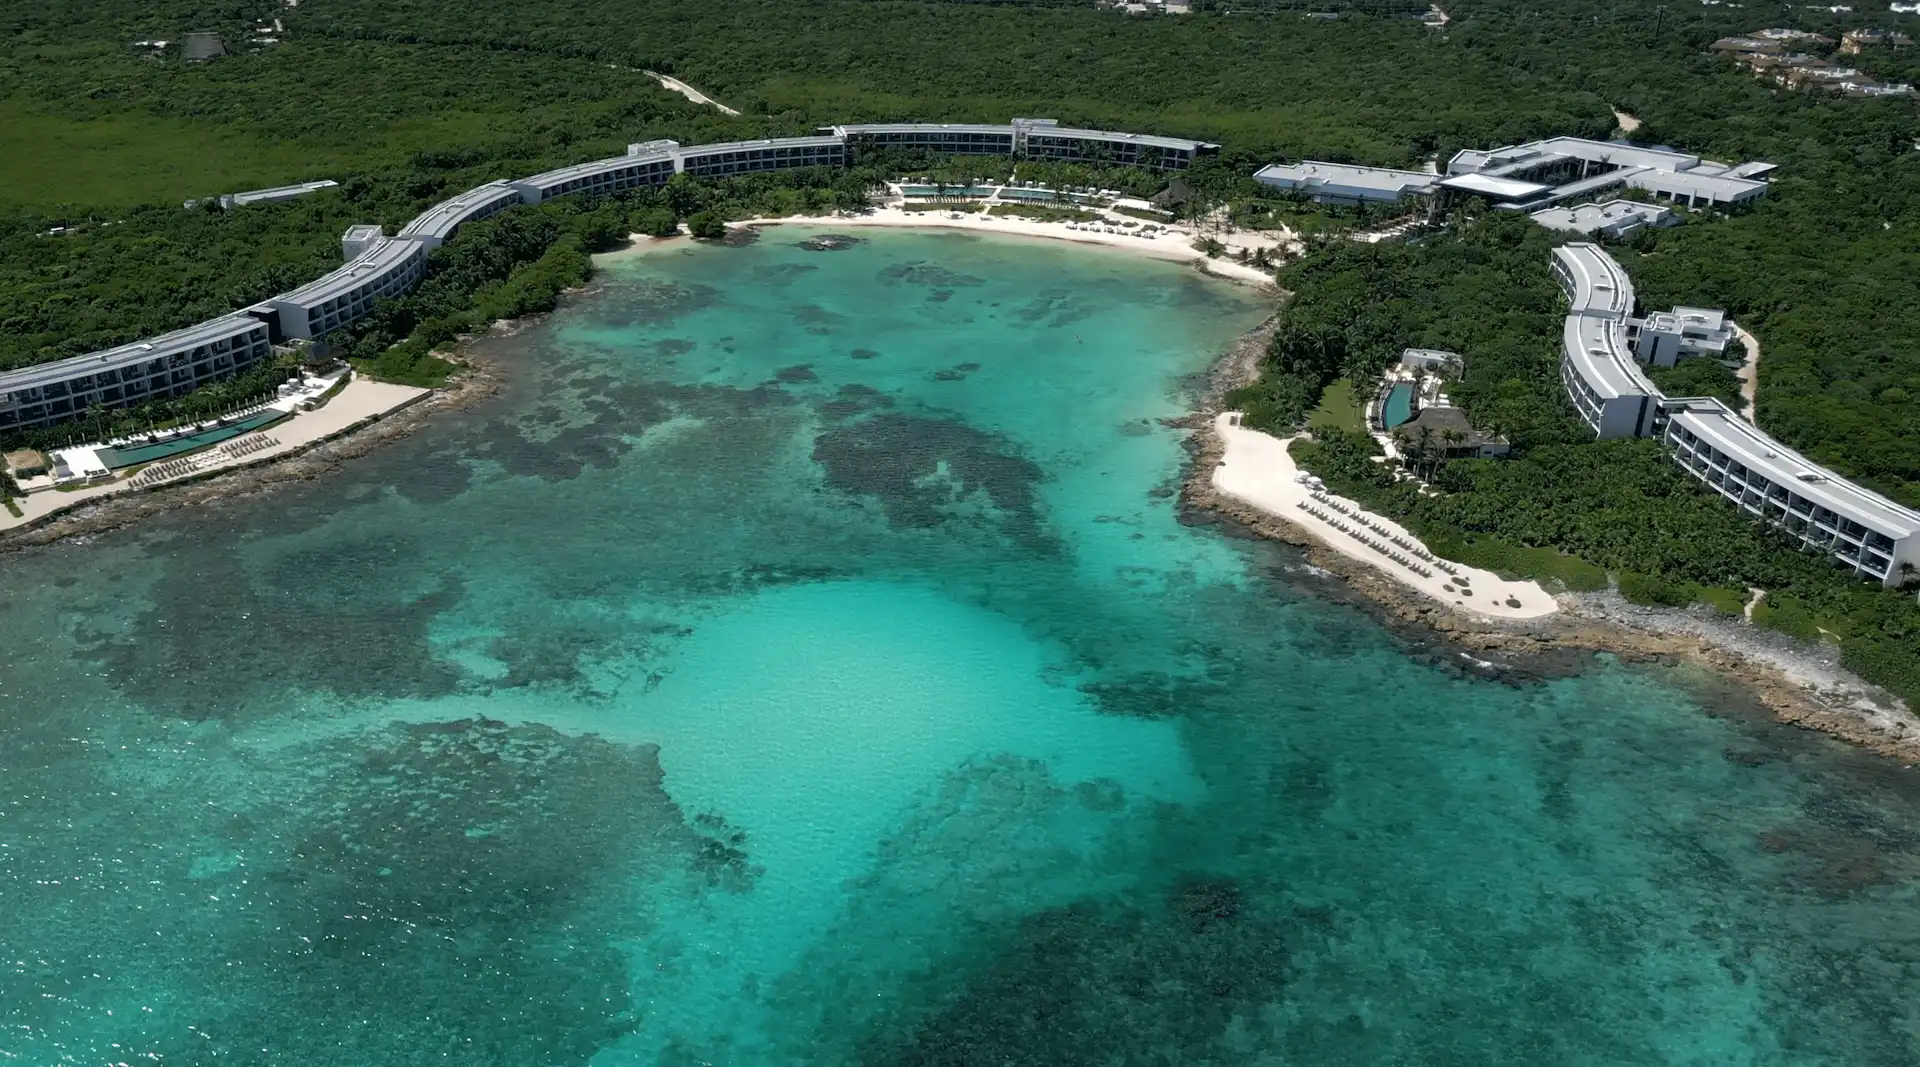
[726,206,1283,287]
[1176,342,1920,763]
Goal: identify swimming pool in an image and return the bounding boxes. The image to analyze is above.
[899,185,994,198]
[97,409,286,469]
[1381,382,1415,430]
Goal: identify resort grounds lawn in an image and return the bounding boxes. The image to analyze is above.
[1307,379,1366,434]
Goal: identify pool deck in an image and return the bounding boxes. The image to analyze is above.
[1211,413,1558,620]
[2,375,429,533]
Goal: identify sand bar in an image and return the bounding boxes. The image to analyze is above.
[1210,412,1558,620]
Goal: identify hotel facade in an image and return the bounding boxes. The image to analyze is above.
[1550,241,1920,585]
[0,118,1219,435]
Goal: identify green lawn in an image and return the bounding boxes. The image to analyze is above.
[1308,379,1366,434]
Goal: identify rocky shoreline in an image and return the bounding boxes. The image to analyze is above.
[1178,323,1920,764]
[0,359,499,553]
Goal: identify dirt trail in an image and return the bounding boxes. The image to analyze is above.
[646,70,741,116]
[1733,323,1762,422]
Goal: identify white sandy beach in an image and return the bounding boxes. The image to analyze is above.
[723,203,1285,287]
[1210,412,1558,620]
[1,374,428,533]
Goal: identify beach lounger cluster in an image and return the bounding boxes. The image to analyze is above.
[1295,499,1435,579]
[129,455,204,488]
[220,433,279,459]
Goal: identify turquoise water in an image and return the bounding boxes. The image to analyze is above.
[97,408,287,468]
[5,228,1920,1065]
[1382,381,1415,430]
[899,184,995,198]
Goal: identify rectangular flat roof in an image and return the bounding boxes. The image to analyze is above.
[1666,399,1920,536]
[1026,126,1218,151]
[1530,199,1670,234]
[517,150,676,191]
[673,136,846,160]
[1553,243,1636,317]
[0,316,264,393]
[1624,168,1768,202]
[829,123,1014,137]
[1254,161,1436,196]
[223,179,339,205]
[1566,314,1655,399]
[272,237,420,308]
[397,180,519,241]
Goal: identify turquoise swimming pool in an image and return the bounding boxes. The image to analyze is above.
[1382,382,1416,430]
[899,185,994,198]
[96,409,286,468]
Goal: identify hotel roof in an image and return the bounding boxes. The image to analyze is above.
[1529,199,1671,234]
[1447,137,1771,206]
[0,316,265,394]
[829,122,1015,137]
[1553,243,1636,318]
[1665,398,1920,536]
[516,150,677,192]
[397,180,520,242]
[271,237,421,308]
[1564,314,1656,400]
[1253,161,1437,197]
[672,135,846,159]
[1025,125,1218,151]
[221,179,340,207]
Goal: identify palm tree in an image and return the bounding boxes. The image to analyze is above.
[1441,427,1467,460]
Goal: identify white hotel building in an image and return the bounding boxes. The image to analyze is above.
[831,118,1216,170]
[1551,241,1920,585]
[1443,137,1775,212]
[0,118,1218,436]
[0,317,272,433]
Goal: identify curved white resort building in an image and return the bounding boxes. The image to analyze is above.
[0,118,1213,436]
[1550,241,1920,585]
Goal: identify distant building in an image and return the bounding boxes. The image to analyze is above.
[1631,307,1734,367]
[1712,36,1785,53]
[340,224,384,262]
[1400,348,1459,370]
[1842,27,1915,51]
[1252,161,1436,205]
[216,179,339,210]
[1529,199,1676,239]
[1441,137,1773,212]
[180,32,226,62]
[1844,80,1916,96]
[1752,27,1835,43]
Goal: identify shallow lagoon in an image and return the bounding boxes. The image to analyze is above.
[4,229,1920,1066]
